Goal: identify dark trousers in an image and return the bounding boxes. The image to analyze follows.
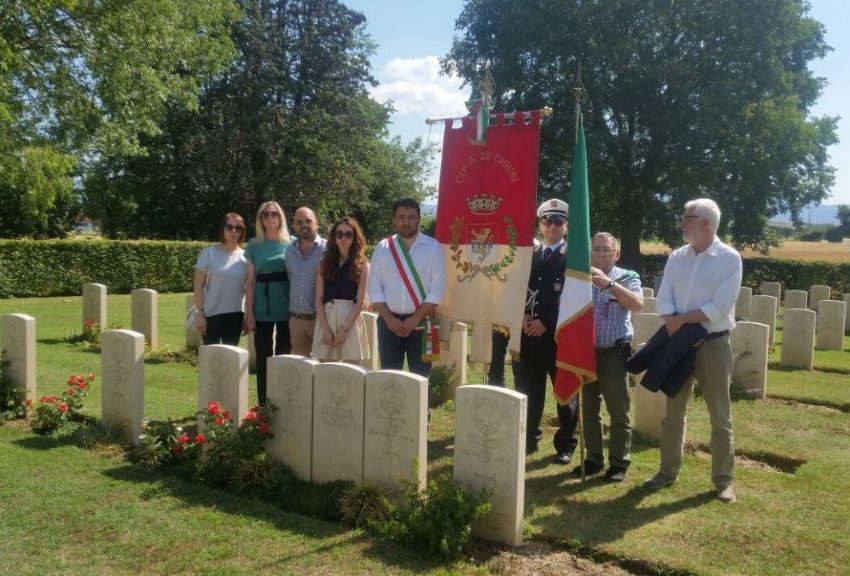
[377,314,431,378]
[254,320,291,405]
[202,312,244,347]
[516,333,578,454]
[487,329,510,386]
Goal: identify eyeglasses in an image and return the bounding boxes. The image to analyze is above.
[335,230,354,239]
[541,216,567,226]
[224,224,244,232]
[261,211,279,219]
[592,246,615,254]
[681,214,700,223]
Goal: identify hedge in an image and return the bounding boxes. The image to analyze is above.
[1,240,847,299]
[0,239,207,298]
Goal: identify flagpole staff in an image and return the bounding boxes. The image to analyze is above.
[574,65,588,483]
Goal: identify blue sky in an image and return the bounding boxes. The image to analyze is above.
[345,0,850,205]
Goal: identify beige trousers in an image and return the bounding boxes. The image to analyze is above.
[289,316,316,357]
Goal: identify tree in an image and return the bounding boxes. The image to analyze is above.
[86,0,434,242]
[0,0,239,236]
[443,0,838,266]
[837,204,850,237]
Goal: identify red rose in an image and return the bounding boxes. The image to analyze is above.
[194,434,206,444]
[58,403,69,413]
[25,399,33,407]
[258,423,270,436]
[176,433,190,444]
[244,410,257,421]
[78,381,87,389]
[207,401,221,415]
[173,445,183,454]
[214,417,224,426]
[67,388,76,395]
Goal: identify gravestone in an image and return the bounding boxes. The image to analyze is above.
[266,355,317,481]
[363,370,428,492]
[784,290,807,310]
[730,322,769,399]
[453,385,526,547]
[131,288,158,349]
[759,281,781,301]
[82,283,107,333]
[780,309,816,370]
[808,285,831,312]
[815,300,846,351]
[632,313,664,346]
[198,345,249,431]
[750,295,778,345]
[185,296,201,350]
[0,313,36,401]
[433,321,468,395]
[312,362,367,484]
[844,294,850,335]
[633,341,666,441]
[735,287,752,319]
[642,297,657,314]
[361,311,380,371]
[101,330,145,445]
[642,287,654,299]
[469,321,492,364]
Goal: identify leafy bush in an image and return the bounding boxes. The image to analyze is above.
[798,229,825,242]
[29,373,95,435]
[825,226,845,243]
[0,360,27,422]
[428,365,457,408]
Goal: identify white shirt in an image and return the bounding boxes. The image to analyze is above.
[656,236,742,333]
[195,245,247,316]
[368,232,446,314]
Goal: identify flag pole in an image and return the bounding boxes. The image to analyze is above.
[574,65,587,483]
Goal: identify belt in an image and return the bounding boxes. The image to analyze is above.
[256,270,288,316]
[290,312,316,321]
[705,330,729,340]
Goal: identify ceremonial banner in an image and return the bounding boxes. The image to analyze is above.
[554,118,596,404]
[434,110,542,361]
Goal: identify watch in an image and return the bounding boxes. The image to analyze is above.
[607,281,614,290]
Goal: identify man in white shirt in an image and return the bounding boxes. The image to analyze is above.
[368,198,446,377]
[645,198,743,503]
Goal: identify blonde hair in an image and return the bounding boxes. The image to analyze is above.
[254,201,290,242]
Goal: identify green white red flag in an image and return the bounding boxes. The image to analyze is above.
[554,117,596,404]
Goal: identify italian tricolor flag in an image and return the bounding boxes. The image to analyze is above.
[554,117,597,404]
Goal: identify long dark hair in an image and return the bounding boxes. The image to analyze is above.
[320,217,368,282]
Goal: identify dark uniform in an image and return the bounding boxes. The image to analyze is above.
[516,241,578,456]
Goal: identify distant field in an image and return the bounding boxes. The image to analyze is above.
[642,239,850,262]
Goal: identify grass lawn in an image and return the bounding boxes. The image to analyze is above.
[2,293,850,575]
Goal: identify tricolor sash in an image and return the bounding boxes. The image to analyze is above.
[387,235,440,362]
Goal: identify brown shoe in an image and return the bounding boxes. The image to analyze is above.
[717,486,737,503]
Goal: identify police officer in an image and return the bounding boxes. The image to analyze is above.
[516,199,578,461]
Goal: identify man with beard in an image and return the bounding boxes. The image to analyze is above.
[368,198,446,377]
[286,206,326,356]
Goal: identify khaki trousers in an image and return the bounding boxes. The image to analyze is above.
[582,348,632,469]
[289,316,316,357]
[659,334,734,489]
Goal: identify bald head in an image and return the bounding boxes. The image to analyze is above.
[293,206,318,241]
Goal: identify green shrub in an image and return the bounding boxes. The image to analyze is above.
[0,360,27,422]
[0,239,207,297]
[825,226,845,243]
[428,365,457,408]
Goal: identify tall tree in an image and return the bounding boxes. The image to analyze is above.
[443,0,837,266]
[0,0,239,237]
[86,0,433,242]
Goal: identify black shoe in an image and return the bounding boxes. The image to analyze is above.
[553,451,573,465]
[603,467,628,483]
[571,460,604,476]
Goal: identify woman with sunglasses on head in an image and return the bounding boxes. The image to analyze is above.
[193,213,249,346]
[312,217,370,364]
[245,201,292,405]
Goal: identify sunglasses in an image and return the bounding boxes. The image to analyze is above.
[541,216,567,226]
[335,230,354,239]
[261,211,279,219]
[224,224,244,232]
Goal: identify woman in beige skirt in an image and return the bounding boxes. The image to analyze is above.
[312,217,370,363]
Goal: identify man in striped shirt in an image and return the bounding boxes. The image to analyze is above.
[576,232,643,482]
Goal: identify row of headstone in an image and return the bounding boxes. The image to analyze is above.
[433,321,469,396]
[83,283,158,347]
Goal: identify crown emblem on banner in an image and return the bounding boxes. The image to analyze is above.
[467,194,502,215]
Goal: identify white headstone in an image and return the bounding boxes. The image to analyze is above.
[101,329,145,445]
[82,283,107,333]
[730,322,769,399]
[632,313,664,347]
[808,285,831,311]
[784,290,808,310]
[642,287,654,299]
[750,295,778,345]
[363,370,428,492]
[780,309,816,370]
[266,355,317,481]
[361,311,380,371]
[469,321,492,364]
[198,345,249,431]
[759,281,781,301]
[131,288,158,349]
[633,341,667,441]
[312,362,367,484]
[735,287,752,319]
[185,296,201,350]
[642,297,657,314]
[815,300,846,351]
[433,321,468,395]
[453,385,526,547]
[0,313,36,401]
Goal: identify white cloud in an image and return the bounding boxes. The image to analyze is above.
[370,56,467,118]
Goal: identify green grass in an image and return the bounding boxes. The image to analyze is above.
[2,294,850,575]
